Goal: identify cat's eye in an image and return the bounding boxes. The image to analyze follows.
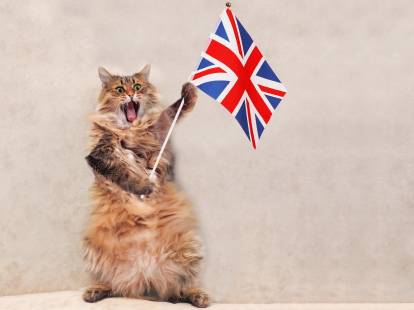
[115,86,125,93]
[133,83,142,91]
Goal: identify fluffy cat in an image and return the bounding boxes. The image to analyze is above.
[82,65,209,308]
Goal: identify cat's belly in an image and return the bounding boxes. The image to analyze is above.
[84,216,199,299]
[109,241,184,297]
[86,232,173,296]
[84,182,201,299]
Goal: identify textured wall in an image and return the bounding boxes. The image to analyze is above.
[1,0,414,303]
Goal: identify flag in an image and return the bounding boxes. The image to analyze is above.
[190,8,287,149]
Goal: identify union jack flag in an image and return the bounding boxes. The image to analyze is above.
[190,8,287,149]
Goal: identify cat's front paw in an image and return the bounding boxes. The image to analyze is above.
[130,182,153,197]
[138,184,153,196]
[119,180,153,197]
[181,82,197,111]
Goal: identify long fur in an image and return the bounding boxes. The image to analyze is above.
[82,67,208,307]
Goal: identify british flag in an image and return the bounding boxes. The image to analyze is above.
[190,8,286,149]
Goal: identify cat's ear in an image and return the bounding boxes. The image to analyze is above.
[98,66,112,85]
[137,64,151,80]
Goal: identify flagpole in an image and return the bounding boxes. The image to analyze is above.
[140,1,234,199]
[149,96,185,182]
[139,94,186,200]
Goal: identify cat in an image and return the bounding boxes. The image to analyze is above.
[82,65,209,308]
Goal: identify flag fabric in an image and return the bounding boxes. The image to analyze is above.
[190,8,286,149]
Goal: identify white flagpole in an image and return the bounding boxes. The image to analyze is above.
[142,1,233,198]
[140,96,185,199]
[148,1,232,185]
[149,96,185,182]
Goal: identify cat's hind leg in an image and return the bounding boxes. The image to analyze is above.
[83,283,114,303]
[170,288,209,308]
[186,288,210,308]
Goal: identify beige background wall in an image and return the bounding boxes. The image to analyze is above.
[1,0,414,303]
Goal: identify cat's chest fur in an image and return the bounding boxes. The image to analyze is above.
[119,124,173,181]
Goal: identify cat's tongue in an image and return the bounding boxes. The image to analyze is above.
[126,101,137,122]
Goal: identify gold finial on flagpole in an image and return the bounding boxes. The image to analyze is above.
[226,1,231,8]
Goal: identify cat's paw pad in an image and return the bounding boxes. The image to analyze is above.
[83,286,111,303]
[189,290,210,308]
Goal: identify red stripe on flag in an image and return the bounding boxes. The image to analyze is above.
[205,40,272,124]
[226,8,243,57]
[246,83,271,124]
[206,40,245,112]
[193,67,226,80]
[221,81,245,113]
[258,85,286,97]
[245,98,256,149]
[244,47,263,73]
[206,40,244,78]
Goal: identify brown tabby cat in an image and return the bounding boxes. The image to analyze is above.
[82,65,209,307]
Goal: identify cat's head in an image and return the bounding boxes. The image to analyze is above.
[97,65,159,127]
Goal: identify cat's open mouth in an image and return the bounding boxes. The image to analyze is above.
[123,101,140,122]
